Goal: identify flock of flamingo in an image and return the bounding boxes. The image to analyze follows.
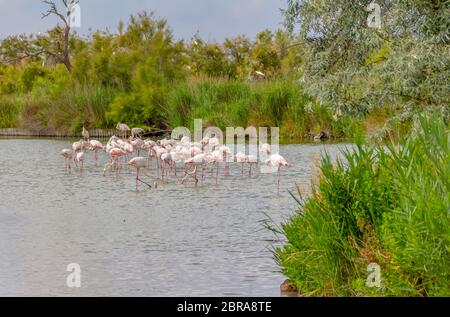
[60,124,290,193]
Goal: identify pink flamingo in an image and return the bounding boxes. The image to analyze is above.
[265,154,290,194]
[128,157,152,190]
[235,152,247,176]
[208,150,223,184]
[72,140,85,153]
[60,149,73,172]
[74,152,85,170]
[261,143,290,194]
[103,148,126,176]
[218,145,232,176]
[181,154,208,185]
[160,152,176,181]
[82,126,90,141]
[246,154,258,177]
[89,140,104,166]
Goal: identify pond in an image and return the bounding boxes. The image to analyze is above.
[0,139,350,296]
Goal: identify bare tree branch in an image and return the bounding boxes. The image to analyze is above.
[0,49,60,65]
[39,0,74,71]
[41,0,68,27]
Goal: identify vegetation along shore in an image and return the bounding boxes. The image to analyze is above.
[2,5,447,143]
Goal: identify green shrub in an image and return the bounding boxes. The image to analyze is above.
[0,96,23,128]
[277,115,450,296]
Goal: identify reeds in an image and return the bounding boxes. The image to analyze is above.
[277,115,450,296]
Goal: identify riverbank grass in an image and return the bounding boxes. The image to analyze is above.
[277,116,450,296]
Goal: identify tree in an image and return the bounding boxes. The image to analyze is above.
[187,35,232,78]
[40,0,79,71]
[223,35,252,78]
[0,35,42,65]
[250,30,282,78]
[283,0,450,118]
[106,11,188,127]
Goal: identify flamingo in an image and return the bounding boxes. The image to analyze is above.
[218,145,232,176]
[143,140,157,168]
[74,152,85,170]
[60,149,73,172]
[116,123,131,138]
[209,137,220,151]
[246,154,258,177]
[128,157,152,190]
[180,136,191,145]
[72,140,86,153]
[209,150,223,184]
[154,146,168,179]
[130,138,144,155]
[82,126,90,141]
[160,152,176,180]
[131,127,145,139]
[103,147,127,176]
[89,140,104,166]
[235,152,247,176]
[265,153,290,194]
[181,153,208,185]
[260,143,290,193]
[201,136,210,150]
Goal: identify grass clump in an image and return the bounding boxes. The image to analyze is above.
[277,115,450,296]
[166,79,368,142]
[0,95,23,128]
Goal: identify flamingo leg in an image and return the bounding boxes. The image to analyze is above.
[216,162,220,184]
[115,158,120,175]
[224,162,229,176]
[223,154,229,176]
[181,165,198,185]
[137,177,152,189]
[136,168,139,190]
[277,167,281,195]
[103,162,111,176]
[156,157,160,179]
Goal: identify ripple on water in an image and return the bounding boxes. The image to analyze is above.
[0,139,351,296]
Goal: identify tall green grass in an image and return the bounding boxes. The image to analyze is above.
[0,95,23,128]
[21,85,116,133]
[277,116,450,296]
[2,76,400,142]
[165,79,365,142]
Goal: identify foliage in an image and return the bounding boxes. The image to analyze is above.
[277,116,450,296]
[165,79,362,141]
[283,0,450,117]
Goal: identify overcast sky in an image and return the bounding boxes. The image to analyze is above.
[0,0,286,41]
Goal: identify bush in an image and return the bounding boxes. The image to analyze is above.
[277,115,450,296]
[0,96,23,128]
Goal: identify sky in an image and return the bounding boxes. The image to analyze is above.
[0,0,286,41]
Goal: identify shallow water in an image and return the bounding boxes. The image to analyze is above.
[0,139,350,297]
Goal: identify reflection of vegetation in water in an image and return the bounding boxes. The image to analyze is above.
[277,116,450,296]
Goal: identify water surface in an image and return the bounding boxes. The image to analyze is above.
[0,139,349,296]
